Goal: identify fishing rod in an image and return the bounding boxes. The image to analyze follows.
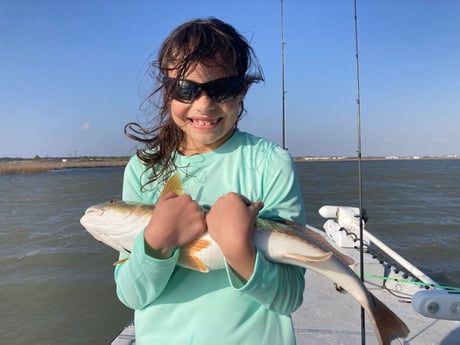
[281,0,366,341]
[281,0,287,150]
[353,0,366,344]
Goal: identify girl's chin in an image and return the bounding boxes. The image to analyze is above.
[185,132,234,153]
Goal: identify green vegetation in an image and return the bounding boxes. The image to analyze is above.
[0,157,129,175]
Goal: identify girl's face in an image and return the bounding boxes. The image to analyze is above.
[168,63,244,155]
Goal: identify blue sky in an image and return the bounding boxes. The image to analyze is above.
[1,0,459,158]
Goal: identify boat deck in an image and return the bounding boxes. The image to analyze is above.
[112,222,460,345]
[292,238,460,344]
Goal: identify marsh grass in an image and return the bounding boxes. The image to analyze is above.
[0,158,129,175]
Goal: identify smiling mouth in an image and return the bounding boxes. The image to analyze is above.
[188,118,221,127]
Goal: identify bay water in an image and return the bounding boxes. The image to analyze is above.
[1,160,459,344]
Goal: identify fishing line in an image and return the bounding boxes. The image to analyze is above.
[352,0,366,344]
[358,273,460,292]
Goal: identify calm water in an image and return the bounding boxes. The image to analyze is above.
[1,160,459,344]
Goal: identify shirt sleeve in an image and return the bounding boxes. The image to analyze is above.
[115,231,180,309]
[226,250,305,315]
[121,155,147,202]
[226,144,307,315]
[259,145,307,225]
[114,156,179,309]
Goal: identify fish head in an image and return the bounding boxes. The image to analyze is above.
[80,200,154,253]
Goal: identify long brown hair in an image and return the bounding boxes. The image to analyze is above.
[125,18,264,188]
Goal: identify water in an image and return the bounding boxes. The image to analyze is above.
[1,160,459,344]
[0,168,132,345]
[298,159,460,288]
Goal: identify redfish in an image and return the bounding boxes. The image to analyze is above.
[80,175,409,345]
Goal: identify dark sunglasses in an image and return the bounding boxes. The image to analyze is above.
[162,75,246,104]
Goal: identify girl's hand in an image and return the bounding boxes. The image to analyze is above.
[206,193,264,281]
[144,192,206,259]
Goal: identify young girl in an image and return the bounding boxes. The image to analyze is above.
[115,18,307,344]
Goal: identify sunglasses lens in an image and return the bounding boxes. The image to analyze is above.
[206,76,244,103]
[163,76,245,103]
[175,80,198,103]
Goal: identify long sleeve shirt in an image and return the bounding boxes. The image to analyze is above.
[114,130,307,345]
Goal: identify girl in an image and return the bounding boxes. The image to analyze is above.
[115,17,307,344]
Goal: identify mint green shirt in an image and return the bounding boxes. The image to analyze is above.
[115,130,307,345]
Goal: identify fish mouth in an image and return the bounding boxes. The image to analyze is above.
[84,207,105,216]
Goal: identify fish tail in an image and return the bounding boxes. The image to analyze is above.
[366,292,410,345]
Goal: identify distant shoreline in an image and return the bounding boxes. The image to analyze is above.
[293,155,460,162]
[1,155,459,175]
[0,157,130,175]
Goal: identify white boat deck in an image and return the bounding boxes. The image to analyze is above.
[292,237,460,344]
[112,219,460,345]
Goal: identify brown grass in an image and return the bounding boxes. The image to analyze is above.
[0,157,130,175]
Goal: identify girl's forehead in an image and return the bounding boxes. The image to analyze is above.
[168,61,237,80]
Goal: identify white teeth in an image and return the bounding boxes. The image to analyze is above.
[193,119,217,126]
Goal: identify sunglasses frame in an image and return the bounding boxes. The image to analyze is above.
[162,75,246,104]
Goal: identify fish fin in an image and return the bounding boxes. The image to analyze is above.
[300,225,355,265]
[283,252,333,263]
[113,258,128,266]
[333,252,354,266]
[160,174,183,197]
[179,238,211,273]
[286,222,355,266]
[366,292,410,344]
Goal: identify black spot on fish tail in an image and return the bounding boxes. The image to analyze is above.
[334,283,348,294]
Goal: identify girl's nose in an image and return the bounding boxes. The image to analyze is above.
[193,90,215,112]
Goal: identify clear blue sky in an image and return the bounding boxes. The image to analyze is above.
[1,0,459,158]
